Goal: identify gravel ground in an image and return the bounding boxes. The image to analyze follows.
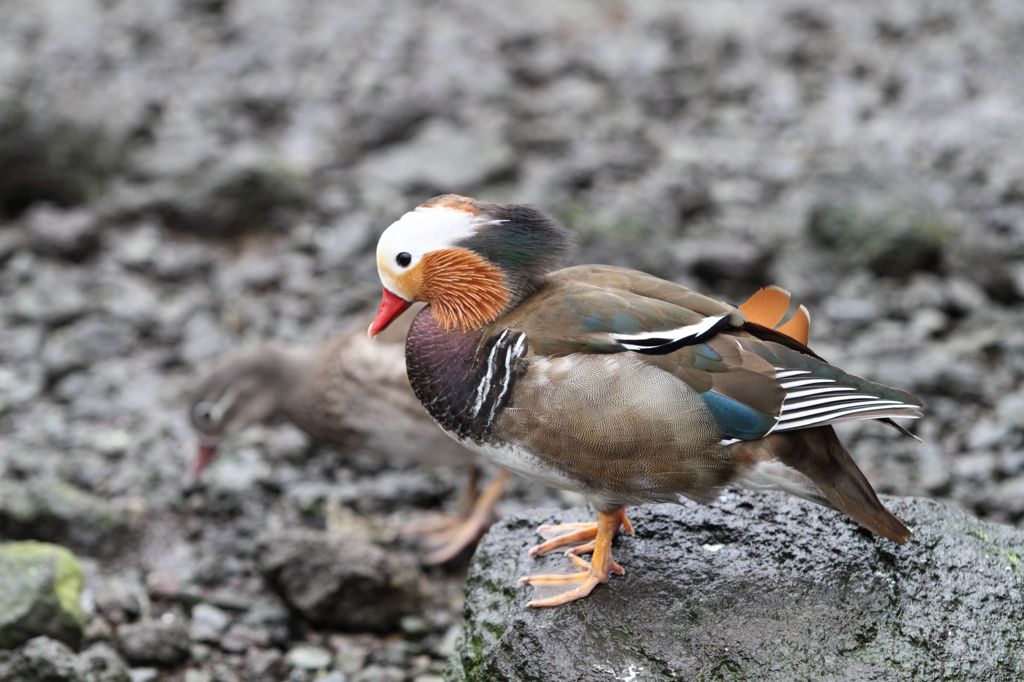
[1,0,1023,680]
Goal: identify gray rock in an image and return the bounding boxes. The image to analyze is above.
[358,120,514,193]
[25,205,100,260]
[76,643,131,682]
[0,478,132,557]
[40,316,140,381]
[148,147,312,237]
[450,492,1024,681]
[807,188,950,278]
[352,666,404,682]
[7,268,91,326]
[284,645,331,671]
[988,477,1024,521]
[0,542,84,649]
[188,603,231,643]
[0,636,80,682]
[258,530,422,633]
[127,669,158,682]
[116,618,190,667]
[0,101,123,217]
[93,575,146,625]
[0,638,129,682]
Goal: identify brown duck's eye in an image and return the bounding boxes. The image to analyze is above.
[192,403,217,427]
[396,252,412,267]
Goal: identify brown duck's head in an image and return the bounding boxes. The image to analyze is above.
[370,194,571,336]
[187,345,294,481]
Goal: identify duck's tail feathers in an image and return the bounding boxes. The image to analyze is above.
[732,426,911,543]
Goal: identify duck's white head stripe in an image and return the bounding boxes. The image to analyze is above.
[377,205,503,297]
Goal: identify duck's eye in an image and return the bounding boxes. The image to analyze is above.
[395,252,412,268]
[192,403,217,427]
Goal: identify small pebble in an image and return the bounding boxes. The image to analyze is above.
[285,645,332,670]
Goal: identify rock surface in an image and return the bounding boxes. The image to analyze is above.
[0,542,85,649]
[259,530,423,633]
[0,637,129,682]
[115,618,191,667]
[0,479,132,557]
[451,492,1024,681]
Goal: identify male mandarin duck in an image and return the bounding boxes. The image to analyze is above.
[369,194,922,608]
[188,316,511,564]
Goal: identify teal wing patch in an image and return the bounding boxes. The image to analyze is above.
[699,390,776,440]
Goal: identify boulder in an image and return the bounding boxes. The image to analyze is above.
[0,637,129,682]
[0,479,132,557]
[115,618,190,667]
[23,205,100,261]
[450,492,1024,681]
[0,101,124,218]
[258,530,423,633]
[357,120,515,194]
[0,542,85,650]
[807,189,950,278]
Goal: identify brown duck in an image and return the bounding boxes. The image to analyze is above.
[368,194,923,608]
[188,315,510,563]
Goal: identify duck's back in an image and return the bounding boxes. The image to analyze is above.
[283,314,471,468]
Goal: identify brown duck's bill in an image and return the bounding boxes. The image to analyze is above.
[368,287,412,338]
[190,444,218,481]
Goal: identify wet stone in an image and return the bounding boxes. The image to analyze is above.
[258,530,423,633]
[25,205,100,260]
[284,645,332,671]
[188,603,230,643]
[116,618,190,667]
[451,494,1024,681]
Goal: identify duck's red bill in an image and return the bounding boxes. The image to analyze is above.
[368,287,411,337]
[190,444,218,481]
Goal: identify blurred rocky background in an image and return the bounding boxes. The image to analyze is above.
[0,0,1022,680]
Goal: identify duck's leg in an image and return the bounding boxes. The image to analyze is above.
[423,469,510,564]
[401,466,484,537]
[528,510,634,556]
[519,506,629,608]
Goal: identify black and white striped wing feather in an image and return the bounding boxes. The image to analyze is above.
[768,368,922,433]
[611,313,732,355]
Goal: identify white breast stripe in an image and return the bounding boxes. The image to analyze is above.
[470,329,509,417]
[488,333,526,426]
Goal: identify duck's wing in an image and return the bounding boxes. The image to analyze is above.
[500,277,922,445]
[553,265,812,344]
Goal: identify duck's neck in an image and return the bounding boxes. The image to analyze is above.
[406,306,523,444]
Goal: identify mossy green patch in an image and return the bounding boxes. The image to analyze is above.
[0,541,85,648]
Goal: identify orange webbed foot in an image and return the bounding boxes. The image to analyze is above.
[528,511,633,557]
[520,507,629,608]
[417,470,510,564]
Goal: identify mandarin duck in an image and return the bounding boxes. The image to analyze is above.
[367,194,923,608]
[188,314,510,563]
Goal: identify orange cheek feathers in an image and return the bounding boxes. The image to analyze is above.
[420,248,510,330]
